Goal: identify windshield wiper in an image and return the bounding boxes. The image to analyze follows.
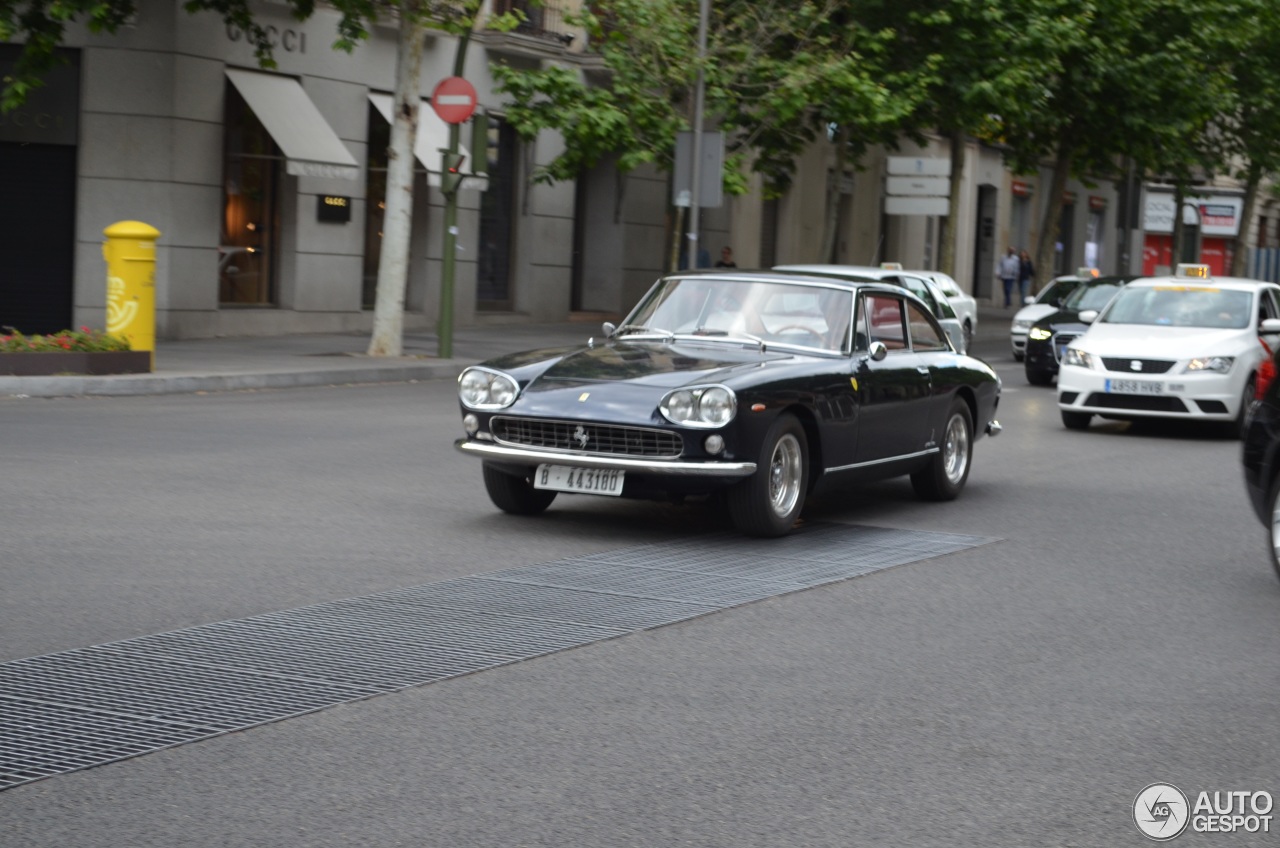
[616,324,676,339]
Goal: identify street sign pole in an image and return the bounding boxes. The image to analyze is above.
[432,72,477,359]
[686,0,709,269]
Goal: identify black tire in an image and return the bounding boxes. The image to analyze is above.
[482,463,557,515]
[1025,367,1054,387]
[1061,410,1092,430]
[911,398,972,501]
[962,320,973,353]
[726,413,808,537]
[1013,351,1024,362]
[1268,476,1280,583]
[1234,376,1256,440]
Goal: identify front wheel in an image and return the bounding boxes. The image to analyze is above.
[962,320,973,353]
[1061,410,1092,430]
[726,413,808,537]
[911,398,972,501]
[1268,476,1280,583]
[482,463,557,515]
[1025,368,1054,387]
[1234,376,1256,440]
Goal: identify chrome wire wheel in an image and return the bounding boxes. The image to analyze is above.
[1271,494,1280,578]
[942,412,971,485]
[768,433,804,517]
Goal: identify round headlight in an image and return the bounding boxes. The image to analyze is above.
[489,373,517,406]
[665,390,695,422]
[459,369,491,406]
[698,387,735,425]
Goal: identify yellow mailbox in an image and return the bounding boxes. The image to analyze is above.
[102,221,160,369]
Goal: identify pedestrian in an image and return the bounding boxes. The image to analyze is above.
[1018,249,1035,303]
[997,247,1020,308]
[715,246,737,268]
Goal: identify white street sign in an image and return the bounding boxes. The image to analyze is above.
[886,176,951,197]
[886,196,950,216]
[887,156,951,177]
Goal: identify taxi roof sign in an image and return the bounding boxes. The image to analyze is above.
[1175,263,1212,278]
[1076,266,1100,278]
[879,262,904,270]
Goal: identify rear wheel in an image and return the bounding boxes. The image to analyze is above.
[482,463,557,515]
[726,413,808,537]
[1061,410,1092,430]
[911,398,972,501]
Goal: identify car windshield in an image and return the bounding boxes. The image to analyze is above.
[623,278,854,352]
[1063,282,1124,312]
[1038,279,1081,305]
[1101,285,1253,329]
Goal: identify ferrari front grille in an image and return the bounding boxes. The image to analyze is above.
[491,417,683,457]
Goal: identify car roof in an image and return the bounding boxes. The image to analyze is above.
[666,268,914,298]
[775,263,934,281]
[1125,275,1276,291]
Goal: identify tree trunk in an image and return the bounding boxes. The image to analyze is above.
[819,126,850,262]
[1232,161,1262,277]
[367,11,426,358]
[940,128,964,278]
[1034,145,1072,290]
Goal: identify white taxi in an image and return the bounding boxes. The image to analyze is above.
[1057,265,1280,433]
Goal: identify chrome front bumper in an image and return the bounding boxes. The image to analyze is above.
[455,438,758,478]
[985,419,1003,436]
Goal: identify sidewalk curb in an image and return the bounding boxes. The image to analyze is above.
[0,360,471,399]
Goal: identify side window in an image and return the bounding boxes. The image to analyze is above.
[907,301,949,351]
[902,276,939,314]
[865,295,907,350]
[1263,288,1280,322]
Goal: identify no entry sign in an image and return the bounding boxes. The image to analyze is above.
[431,77,477,124]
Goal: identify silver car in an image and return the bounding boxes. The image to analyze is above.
[775,264,970,353]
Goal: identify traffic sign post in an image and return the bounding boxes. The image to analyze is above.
[432,76,476,359]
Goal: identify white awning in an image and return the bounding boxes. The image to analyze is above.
[368,92,488,190]
[226,69,359,181]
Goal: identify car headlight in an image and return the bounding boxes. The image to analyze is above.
[1184,356,1234,374]
[660,385,737,428]
[1027,327,1053,341]
[458,367,520,409]
[1012,319,1033,331]
[1063,347,1098,369]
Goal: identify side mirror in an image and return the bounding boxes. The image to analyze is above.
[1078,310,1099,325]
[1261,318,1280,335]
[1023,295,1036,306]
[602,321,617,338]
[868,341,889,362]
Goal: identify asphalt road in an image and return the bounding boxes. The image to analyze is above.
[1,325,1277,847]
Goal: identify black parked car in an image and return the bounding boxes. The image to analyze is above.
[455,271,1003,537]
[1024,276,1137,386]
[1240,342,1280,578]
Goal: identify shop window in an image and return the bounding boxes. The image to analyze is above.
[362,102,390,310]
[220,81,281,305]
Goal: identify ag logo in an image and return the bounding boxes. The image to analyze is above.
[1134,783,1190,840]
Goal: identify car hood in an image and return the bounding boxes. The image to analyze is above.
[1012,304,1055,326]
[1073,324,1250,358]
[500,340,802,421]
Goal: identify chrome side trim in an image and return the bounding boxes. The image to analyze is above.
[455,439,757,477]
[824,447,940,474]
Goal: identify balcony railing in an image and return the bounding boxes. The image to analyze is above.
[492,0,576,46]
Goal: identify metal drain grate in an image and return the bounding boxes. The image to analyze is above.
[0,522,994,789]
